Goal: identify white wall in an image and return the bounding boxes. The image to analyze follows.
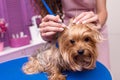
[107,0,120,80]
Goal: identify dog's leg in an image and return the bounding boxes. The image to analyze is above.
[49,73,66,80]
[48,67,66,80]
[22,57,44,74]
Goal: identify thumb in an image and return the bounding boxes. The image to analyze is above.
[56,15,62,23]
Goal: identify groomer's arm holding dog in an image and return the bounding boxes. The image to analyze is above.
[39,0,107,42]
[73,0,107,29]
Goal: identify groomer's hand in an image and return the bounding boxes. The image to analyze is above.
[39,15,65,41]
[73,11,101,30]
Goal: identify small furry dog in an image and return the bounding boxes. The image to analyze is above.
[23,21,103,80]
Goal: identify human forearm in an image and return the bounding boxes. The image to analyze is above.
[96,0,108,27]
[97,9,108,27]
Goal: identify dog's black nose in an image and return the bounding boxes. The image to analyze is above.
[77,50,84,55]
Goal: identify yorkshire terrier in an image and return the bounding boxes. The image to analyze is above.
[22,21,103,80]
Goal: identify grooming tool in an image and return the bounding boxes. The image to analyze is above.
[41,0,63,23]
[41,0,56,15]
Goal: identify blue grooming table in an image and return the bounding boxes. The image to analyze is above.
[0,57,112,80]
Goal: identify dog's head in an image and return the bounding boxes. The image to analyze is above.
[58,23,103,71]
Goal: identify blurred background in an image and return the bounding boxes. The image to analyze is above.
[107,0,120,80]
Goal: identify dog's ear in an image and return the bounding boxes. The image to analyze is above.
[86,23,104,43]
[86,22,101,31]
[85,23,97,30]
[93,31,104,43]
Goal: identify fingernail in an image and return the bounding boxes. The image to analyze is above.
[58,19,62,23]
[82,21,86,24]
[61,23,67,27]
[76,21,79,24]
[66,26,70,29]
[59,28,64,31]
[73,19,76,23]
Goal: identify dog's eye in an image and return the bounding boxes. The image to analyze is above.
[84,37,90,42]
[70,40,75,44]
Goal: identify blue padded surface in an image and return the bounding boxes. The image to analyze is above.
[0,57,112,80]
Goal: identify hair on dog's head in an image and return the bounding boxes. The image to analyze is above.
[57,23,103,71]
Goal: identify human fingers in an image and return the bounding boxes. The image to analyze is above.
[40,25,63,40]
[82,14,98,24]
[92,22,102,30]
[39,20,65,38]
[40,21,65,28]
[73,11,95,24]
[41,31,56,37]
[40,26,64,33]
[73,12,86,24]
[42,15,62,23]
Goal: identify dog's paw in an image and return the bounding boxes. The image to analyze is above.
[22,57,42,74]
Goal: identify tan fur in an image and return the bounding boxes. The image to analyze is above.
[22,23,103,80]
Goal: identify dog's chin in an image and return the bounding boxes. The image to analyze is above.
[75,55,95,69]
[72,50,96,70]
[73,55,95,71]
